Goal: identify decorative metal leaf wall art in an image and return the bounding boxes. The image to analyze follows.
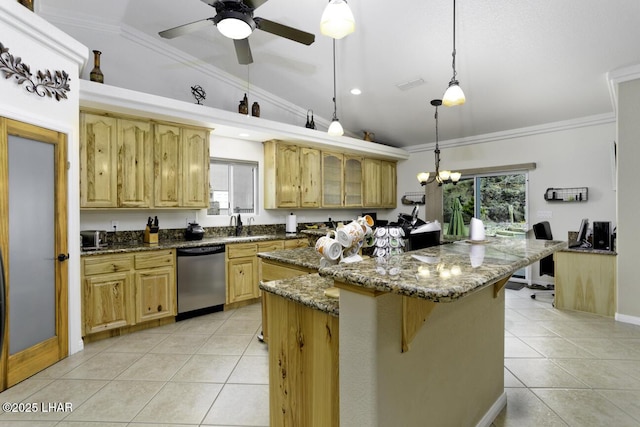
[0,41,70,101]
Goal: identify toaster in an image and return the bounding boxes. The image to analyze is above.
[80,230,107,250]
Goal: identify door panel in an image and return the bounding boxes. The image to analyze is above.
[0,118,68,390]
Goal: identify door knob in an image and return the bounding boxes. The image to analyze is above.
[57,253,69,262]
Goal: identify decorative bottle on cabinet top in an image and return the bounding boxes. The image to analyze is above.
[251,102,260,117]
[238,93,248,115]
[89,50,104,83]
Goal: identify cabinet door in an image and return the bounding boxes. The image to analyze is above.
[276,144,300,207]
[283,238,309,249]
[344,155,363,207]
[363,158,382,207]
[118,118,152,208]
[80,113,118,208]
[300,147,321,208]
[227,257,259,304]
[322,152,343,207]
[154,123,181,207]
[83,272,133,335]
[380,160,397,208]
[182,127,210,208]
[135,266,176,323]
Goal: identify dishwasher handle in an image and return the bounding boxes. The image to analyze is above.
[177,246,226,256]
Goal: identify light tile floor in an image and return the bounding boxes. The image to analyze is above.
[1,288,640,426]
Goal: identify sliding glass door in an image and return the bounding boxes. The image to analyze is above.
[442,172,528,277]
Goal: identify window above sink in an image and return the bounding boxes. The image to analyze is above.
[208,159,258,216]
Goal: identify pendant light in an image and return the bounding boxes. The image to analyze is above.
[442,0,466,107]
[417,100,461,186]
[320,0,355,39]
[214,10,255,40]
[328,39,344,136]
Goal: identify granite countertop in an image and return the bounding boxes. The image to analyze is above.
[257,247,323,270]
[559,247,617,255]
[259,273,339,317]
[259,237,567,304]
[317,238,567,302]
[81,233,306,256]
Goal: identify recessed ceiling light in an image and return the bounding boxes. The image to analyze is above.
[350,88,362,95]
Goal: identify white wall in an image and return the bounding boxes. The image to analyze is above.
[0,1,89,355]
[393,119,617,283]
[617,78,640,322]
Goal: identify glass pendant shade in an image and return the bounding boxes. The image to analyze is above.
[439,170,451,181]
[450,172,462,182]
[442,81,466,106]
[320,0,355,39]
[328,119,344,136]
[417,172,430,184]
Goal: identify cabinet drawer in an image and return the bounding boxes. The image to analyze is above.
[227,243,257,259]
[83,254,133,276]
[258,240,284,253]
[284,238,309,249]
[134,250,175,270]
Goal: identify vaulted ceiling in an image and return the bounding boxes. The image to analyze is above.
[39,0,640,148]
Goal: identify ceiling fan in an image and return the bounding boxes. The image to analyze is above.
[158,0,315,65]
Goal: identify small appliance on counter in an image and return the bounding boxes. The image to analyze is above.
[80,230,107,250]
[185,222,205,241]
[392,206,441,251]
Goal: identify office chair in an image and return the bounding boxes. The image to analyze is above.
[531,221,555,302]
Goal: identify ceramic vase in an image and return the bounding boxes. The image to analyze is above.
[89,50,104,83]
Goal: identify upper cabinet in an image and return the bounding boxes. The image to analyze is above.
[80,112,209,209]
[264,141,321,209]
[264,140,396,209]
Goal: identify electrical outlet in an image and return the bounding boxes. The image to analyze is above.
[111,220,119,231]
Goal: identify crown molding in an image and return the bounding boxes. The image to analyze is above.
[407,113,616,154]
[607,63,640,116]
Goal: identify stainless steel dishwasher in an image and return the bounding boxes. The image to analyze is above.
[176,245,226,320]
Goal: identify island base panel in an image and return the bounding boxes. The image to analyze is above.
[339,284,506,427]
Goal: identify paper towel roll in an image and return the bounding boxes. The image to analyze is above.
[469,217,486,241]
[286,213,297,233]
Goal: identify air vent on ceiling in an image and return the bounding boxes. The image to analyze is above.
[396,78,425,91]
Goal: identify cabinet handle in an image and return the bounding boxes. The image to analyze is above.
[157,305,163,312]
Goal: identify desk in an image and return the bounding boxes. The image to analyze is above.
[554,249,617,317]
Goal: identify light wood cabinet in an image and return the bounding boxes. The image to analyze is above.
[134,251,176,323]
[264,141,321,208]
[380,160,397,208]
[80,114,118,208]
[363,158,397,208]
[118,118,153,207]
[554,251,616,317]
[226,243,260,305]
[81,249,176,338]
[322,152,343,207]
[80,111,209,209]
[284,238,309,249]
[344,155,363,207]
[181,127,210,207]
[264,140,394,209]
[154,124,210,208]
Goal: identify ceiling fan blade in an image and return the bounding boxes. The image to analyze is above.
[244,0,269,10]
[254,17,315,45]
[159,19,214,39]
[234,38,253,64]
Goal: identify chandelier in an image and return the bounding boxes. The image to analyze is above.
[417,99,461,186]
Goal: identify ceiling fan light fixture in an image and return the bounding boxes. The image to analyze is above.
[442,80,466,106]
[320,0,355,39]
[214,10,255,40]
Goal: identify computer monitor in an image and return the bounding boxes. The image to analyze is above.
[571,218,589,248]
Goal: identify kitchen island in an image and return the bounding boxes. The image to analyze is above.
[259,237,567,427]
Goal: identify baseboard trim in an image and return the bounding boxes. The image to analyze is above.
[615,312,640,326]
[476,392,507,427]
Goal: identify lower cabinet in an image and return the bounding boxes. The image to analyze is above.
[82,249,176,339]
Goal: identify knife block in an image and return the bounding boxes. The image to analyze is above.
[144,226,158,245]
